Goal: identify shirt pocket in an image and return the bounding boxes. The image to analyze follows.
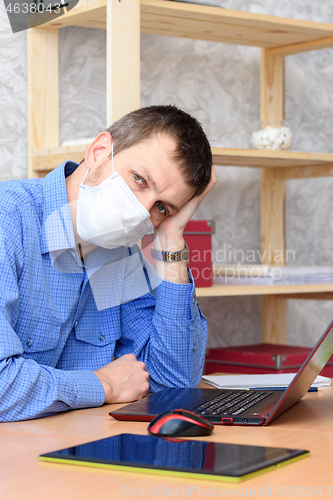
[74,308,121,347]
[19,316,61,354]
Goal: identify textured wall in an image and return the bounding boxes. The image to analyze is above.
[0,6,27,181]
[1,0,333,348]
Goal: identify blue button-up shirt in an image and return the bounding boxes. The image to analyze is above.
[0,162,207,422]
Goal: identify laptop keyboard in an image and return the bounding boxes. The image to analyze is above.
[186,390,273,417]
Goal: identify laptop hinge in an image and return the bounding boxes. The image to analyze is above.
[256,400,279,421]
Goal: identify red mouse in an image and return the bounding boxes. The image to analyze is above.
[147,409,214,437]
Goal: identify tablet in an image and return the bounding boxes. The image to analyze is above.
[39,433,309,483]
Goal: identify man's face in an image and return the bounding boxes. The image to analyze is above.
[97,133,196,228]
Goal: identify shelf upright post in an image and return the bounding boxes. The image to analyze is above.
[260,48,287,344]
[27,27,59,178]
[106,0,140,127]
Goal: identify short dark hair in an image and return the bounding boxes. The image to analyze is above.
[106,105,212,195]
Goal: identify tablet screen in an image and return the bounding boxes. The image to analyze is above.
[40,433,308,482]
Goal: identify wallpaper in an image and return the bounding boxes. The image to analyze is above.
[0,5,26,180]
[1,0,333,347]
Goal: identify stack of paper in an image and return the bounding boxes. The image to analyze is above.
[201,373,331,390]
[213,265,333,286]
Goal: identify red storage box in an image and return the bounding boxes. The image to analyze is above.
[183,220,214,287]
[141,220,214,288]
[204,343,333,377]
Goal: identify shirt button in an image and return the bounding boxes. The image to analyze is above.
[192,297,196,304]
[193,344,197,352]
[26,340,33,348]
[98,334,105,342]
[70,251,76,258]
[74,321,78,328]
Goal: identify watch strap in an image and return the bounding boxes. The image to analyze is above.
[151,241,189,262]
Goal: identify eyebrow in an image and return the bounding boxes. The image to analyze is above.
[132,163,181,213]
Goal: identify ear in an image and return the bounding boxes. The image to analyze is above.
[84,132,113,172]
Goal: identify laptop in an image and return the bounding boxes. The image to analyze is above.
[110,319,333,426]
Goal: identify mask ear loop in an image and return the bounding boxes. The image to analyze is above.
[82,168,89,185]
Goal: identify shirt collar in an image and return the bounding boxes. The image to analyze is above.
[40,161,78,255]
[39,161,131,275]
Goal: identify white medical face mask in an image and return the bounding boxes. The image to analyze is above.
[76,144,154,249]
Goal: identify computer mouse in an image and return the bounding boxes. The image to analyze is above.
[147,409,214,437]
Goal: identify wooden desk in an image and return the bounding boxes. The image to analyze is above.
[1,383,332,500]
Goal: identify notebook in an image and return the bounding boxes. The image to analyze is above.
[109,318,333,426]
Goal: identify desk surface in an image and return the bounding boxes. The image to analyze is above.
[1,381,333,500]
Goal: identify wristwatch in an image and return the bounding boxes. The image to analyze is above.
[151,242,189,262]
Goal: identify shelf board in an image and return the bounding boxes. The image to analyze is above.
[31,0,333,54]
[211,148,333,168]
[196,283,333,298]
[31,144,89,173]
[28,0,107,30]
[140,0,333,51]
[31,145,333,177]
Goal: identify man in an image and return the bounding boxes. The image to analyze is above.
[0,105,216,422]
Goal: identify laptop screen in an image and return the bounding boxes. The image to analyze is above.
[265,319,333,424]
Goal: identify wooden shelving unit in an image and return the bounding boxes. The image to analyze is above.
[27,0,333,344]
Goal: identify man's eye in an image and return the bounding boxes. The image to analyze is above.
[156,202,166,215]
[133,173,144,185]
